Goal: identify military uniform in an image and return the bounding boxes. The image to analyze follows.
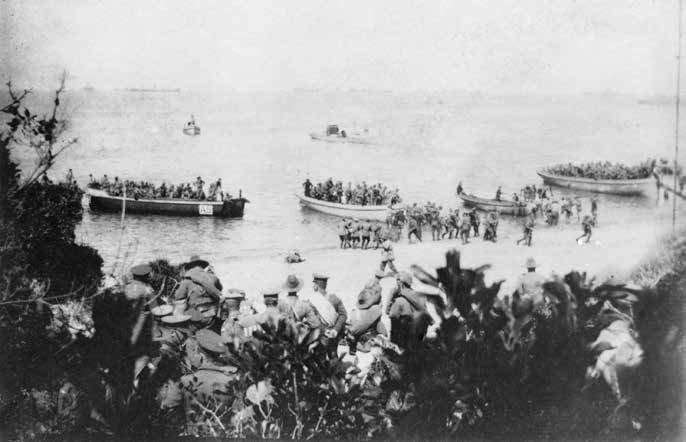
[387,272,432,349]
[124,264,154,301]
[173,263,222,328]
[311,274,347,355]
[180,330,237,420]
[380,240,398,274]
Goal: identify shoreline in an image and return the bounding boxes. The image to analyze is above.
[209,217,669,310]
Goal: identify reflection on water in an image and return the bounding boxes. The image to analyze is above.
[10,90,680,268]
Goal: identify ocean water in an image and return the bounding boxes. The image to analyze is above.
[8,90,685,269]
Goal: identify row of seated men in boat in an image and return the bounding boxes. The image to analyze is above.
[303,178,402,206]
[88,174,228,201]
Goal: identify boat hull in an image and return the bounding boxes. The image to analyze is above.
[309,133,375,145]
[537,171,655,196]
[458,194,530,216]
[183,126,201,136]
[87,188,246,217]
[296,194,390,221]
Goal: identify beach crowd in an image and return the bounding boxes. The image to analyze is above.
[303,178,402,206]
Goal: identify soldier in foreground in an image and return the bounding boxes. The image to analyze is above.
[310,273,347,357]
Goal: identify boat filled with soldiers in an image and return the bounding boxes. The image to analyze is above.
[86,175,248,217]
[537,160,657,196]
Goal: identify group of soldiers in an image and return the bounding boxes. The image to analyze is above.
[303,178,402,206]
[387,202,499,245]
[123,253,437,414]
[89,174,227,201]
[515,195,598,247]
[337,218,387,249]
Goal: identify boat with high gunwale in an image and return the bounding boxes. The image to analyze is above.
[537,170,655,196]
[296,194,391,221]
[458,193,531,216]
[86,188,248,218]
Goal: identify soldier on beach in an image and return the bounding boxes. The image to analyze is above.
[516,213,535,246]
[380,238,398,274]
[338,221,349,249]
[576,214,594,244]
[408,215,422,243]
[459,211,471,244]
[590,197,598,225]
[573,196,582,221]
[470,210,480,237]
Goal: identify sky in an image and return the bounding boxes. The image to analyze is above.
[0,0,682,94]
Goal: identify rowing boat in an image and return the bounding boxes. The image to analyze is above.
[458,193,531,216]
[87,188,247,217]
[183,125,201,136]
[309,132,376,145]
[296,194,391,221]
[537,170,655,196]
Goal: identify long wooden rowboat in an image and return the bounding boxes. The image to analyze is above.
[537,170,655,196]
[87,188,247,217]
[296,194,391,221]
[458,193,530,216]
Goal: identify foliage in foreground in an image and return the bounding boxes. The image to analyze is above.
[0,79,103,436]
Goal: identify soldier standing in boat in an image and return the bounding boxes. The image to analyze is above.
[303,178,313,197]
[456,181,463,195]
[495,186,503,201]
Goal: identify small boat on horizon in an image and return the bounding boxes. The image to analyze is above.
[309,124,376,145]
[183,115,201,136]
[295,193,391,221]
[537,170,655,196]
[458,193,531,216]
[86,188,248,218]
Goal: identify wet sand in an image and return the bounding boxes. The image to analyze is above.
[210,217,669,311]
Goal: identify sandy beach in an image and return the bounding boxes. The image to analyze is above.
[210,217,671,311]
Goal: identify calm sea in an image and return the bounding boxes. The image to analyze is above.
[8,90,685,268]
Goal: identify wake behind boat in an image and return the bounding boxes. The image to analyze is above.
[87,188,247,218]
[309,124,376,145]
[458,193,531,216]
[296,193,391,221]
